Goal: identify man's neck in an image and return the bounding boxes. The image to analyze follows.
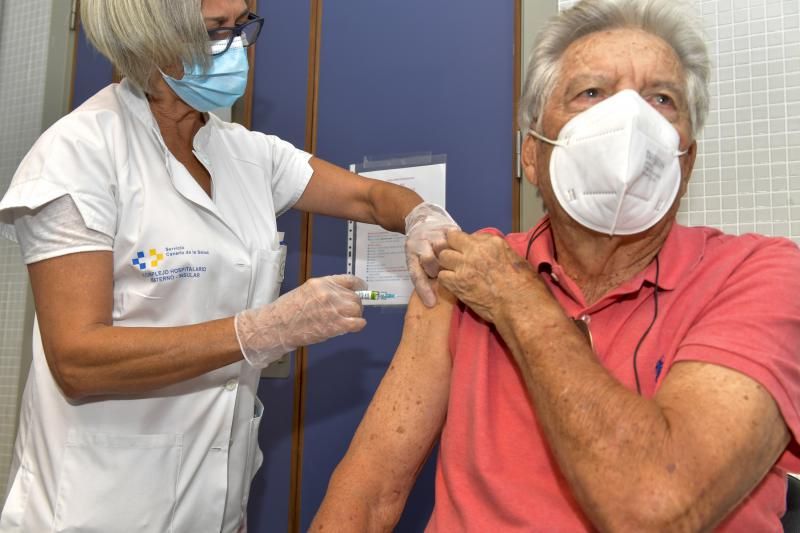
[549,214,673,305]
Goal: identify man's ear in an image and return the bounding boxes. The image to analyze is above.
[678,140,698,198]
[521,134,540,187]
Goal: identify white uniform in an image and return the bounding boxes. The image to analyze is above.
[0,79,312,532]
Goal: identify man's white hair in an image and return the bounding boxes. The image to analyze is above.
[519,0,710,139]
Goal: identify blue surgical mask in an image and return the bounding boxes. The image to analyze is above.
[162,37,248,112]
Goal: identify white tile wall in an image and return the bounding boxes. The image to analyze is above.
[682,0,800,242]
[0,0,52,499]
[556,0,800,242]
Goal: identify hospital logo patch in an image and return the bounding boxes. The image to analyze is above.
[133,245,209,284]
[131,249,165,270]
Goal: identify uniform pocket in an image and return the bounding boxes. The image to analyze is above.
[250,246,286,308]
[53,431,183,533]
[240,398,264,510]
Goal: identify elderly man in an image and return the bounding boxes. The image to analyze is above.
[311,0,800,531]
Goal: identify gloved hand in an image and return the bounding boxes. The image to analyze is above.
[235,274,368,368]
[404,202,460,307]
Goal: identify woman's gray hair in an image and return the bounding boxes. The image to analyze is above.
[80,0,210,92]
[519,0,710,138]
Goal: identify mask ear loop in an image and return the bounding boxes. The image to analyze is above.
[528,129,565,147]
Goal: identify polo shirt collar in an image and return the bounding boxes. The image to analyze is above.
[645,222,707,291]
[527,218,707,300]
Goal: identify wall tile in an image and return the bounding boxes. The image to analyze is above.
[0,0,51,500]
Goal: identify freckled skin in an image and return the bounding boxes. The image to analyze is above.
[523,29,698,304]
[310,287,454,532]
[544,29,691,136]
[313,27,792,533]
[431,27,791,533]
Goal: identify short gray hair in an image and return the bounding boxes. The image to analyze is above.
[80,0,210,92]
[519,0,710,139]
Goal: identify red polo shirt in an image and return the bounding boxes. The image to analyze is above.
[427,219,800,532]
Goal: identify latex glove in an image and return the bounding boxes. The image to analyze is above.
[235,274,367,368]
[404,202,460,307]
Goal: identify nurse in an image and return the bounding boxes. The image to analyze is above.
[0,0,458,531]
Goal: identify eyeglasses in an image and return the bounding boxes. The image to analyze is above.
[207,12,264,56]
[573,315,594,351]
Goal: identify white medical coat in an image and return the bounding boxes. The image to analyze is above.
[0,79,312,532]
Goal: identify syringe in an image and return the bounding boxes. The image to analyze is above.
[355,290,396,301]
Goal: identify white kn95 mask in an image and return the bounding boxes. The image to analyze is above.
[529,89,687,236]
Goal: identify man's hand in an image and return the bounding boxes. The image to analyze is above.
[437,230,542,324]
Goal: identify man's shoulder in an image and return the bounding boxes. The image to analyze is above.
[679,224,800,271]
[474,227,530,249]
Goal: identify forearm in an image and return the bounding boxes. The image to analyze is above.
[436,233,676,520]
[525,349,787,532]
[313,357,443,532]
[312,457,407,533]
[439,232,791,531]
[42,318,242,399]
[313,289,453,531]
[455,278,786,531]
[497,296,687,530]
[300,158,423,233]
[364,179,423,233]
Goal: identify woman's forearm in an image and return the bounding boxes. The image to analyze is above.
[297,157,424,232]
[44,318,243,399]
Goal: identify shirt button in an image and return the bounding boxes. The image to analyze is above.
[225,379,238,391]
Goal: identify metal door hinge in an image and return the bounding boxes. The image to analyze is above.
[69,0,79,31]
[515,129,523,179]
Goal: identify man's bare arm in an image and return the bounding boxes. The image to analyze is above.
[439,231,791,532]
[311,285,456,532]
[510,327,789,531]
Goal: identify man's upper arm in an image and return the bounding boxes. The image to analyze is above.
[645,239,800,528]
[329,284,455,505]
[652,359,790,528]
